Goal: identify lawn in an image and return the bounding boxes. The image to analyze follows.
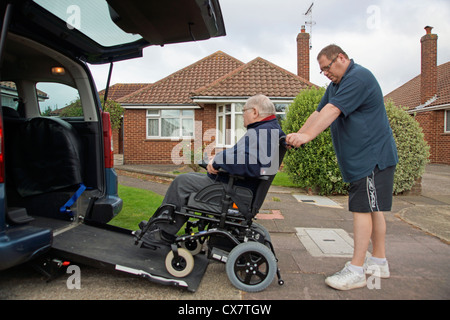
[108,184,163,230]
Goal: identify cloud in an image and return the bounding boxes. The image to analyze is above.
[90,0,450,98]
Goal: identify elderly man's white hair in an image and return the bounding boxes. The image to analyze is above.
[244,94,276,117]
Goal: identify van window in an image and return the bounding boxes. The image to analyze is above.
[36,82,83,117]
[0,81,20,110]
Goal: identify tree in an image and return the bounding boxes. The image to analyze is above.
[57,96,124,130]
[100,97,124,130]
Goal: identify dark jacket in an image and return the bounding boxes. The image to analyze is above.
[208,116,285,191]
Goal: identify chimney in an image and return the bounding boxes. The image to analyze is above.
[297,25,310,81]
[420,26,438,104]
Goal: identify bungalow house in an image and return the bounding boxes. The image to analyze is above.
[115,28,317,164]
[384,26,450,164]
[1,81,48,108]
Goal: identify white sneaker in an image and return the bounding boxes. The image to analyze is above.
[364,258,390,279]
[325,263,367,290]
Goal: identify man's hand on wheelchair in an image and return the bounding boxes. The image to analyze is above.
[206,158,220,175]
[286,132,309,149]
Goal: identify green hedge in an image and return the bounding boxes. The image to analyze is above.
[282,87,348,195]
[385,100,430,194]
[282,89,430,195]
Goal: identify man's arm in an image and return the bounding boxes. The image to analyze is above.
[286,103,341,147]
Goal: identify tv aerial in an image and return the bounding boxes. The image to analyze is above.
[304,2,316,49]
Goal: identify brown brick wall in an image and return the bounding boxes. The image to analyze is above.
[415,110,450,164]
[123,105,218,164]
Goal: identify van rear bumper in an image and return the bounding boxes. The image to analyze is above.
[0,225,52,271]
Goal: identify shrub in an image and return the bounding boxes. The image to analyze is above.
[282,89,430,195]
[282,87,349,195]
[385,100,430,194]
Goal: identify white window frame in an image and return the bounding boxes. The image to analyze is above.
[146,108,195,139]
[215,100,291,148]
[445,109,450,133]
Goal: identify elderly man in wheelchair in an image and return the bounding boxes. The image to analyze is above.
[134,94,287,292]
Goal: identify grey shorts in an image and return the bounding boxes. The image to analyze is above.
[348,165,396,213]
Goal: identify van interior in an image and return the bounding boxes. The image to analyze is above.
[2,32,107,232]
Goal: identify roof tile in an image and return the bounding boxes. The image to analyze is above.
[385,61,450,110]
[118,51,244,104]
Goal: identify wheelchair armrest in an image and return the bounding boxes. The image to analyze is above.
[199,161,271,180]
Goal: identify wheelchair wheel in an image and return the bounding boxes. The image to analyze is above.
[226,242,277,292]
[180,239,202,255]
[165,248,194,278]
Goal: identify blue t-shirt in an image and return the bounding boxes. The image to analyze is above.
[317,59,398,182]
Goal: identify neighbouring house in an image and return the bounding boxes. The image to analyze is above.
[385,26,450,164]
[99,83,150,154]
[111,28,317,164]
[1,81,48,108]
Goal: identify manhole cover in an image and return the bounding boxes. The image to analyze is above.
[292,195,342,208]
[296,228,356,257]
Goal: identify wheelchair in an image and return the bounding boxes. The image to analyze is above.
[134,138,287,292]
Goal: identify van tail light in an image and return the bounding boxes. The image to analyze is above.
[101,111,114,169]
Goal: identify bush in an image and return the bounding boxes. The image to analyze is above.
[282,89,430,196]
[282,87,349,195]
[385,100,430,194]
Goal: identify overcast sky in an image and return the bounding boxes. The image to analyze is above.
[89,0,449,102]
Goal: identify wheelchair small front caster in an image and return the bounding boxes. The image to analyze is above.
[278,279,285,285]
[165,246,194,278]
[180,238,202,255]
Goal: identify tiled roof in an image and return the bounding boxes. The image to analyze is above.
[384,61,450,110]
[98,83,150,101]
[192,57,316,98]
[118,51,244,105]
[1,81,48,98]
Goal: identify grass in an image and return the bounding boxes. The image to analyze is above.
[272,171,297,187]
[108,184,163,230]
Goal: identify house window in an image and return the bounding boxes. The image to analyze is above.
[216,102,289,147]
[217,103,245,146]
[445,110,450,133]
[146,109,194,138]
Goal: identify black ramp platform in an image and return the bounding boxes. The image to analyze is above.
[51,223,209,292]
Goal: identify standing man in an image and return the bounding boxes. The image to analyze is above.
[286,44,398,290]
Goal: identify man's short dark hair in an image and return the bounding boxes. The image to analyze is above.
[317,44,349,60]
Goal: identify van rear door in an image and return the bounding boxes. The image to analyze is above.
[12,0,226,64]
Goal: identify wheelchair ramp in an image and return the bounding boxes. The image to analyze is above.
[51,223,208,292]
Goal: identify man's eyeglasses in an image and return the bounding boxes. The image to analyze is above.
[320,56,338,75]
